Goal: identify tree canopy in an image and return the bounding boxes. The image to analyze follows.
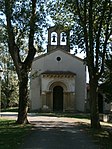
[100,54,112,103]
[0,0,48,124]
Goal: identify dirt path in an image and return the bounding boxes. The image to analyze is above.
[1,113,112,149]
[20,116,99,149]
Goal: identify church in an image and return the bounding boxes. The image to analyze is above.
[30,26,87,112]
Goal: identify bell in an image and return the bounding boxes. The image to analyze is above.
[61,33,65,42]
[52,34,56,42]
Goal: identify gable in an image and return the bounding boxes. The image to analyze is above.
[31,49,86,82]
[34,49,83,63]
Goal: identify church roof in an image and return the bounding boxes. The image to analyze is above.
[33,49,84,62]
[41,71,76,78]
[41,71,76,75]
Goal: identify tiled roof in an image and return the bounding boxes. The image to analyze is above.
[41,71,76,75]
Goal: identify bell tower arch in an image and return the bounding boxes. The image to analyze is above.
[47,26,70,52]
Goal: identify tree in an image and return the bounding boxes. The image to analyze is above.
[0,25,19,109]
[48,0,112,128]
[0,0,47,124]
[1,59,19,109]
[100,54,112,103]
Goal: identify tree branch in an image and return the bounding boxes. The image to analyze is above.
[100,2,112,76]
[76,0,83,23]
[4,0,22,75]
[24,0,36,68]
[88,0,95,77]
[88,0,93,55]
[95,1,107,71]
[83,0,89,55]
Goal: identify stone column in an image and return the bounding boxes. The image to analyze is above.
[63,92,75,112]
[63,92,68,112]
[51,92,53,111]
[46,92,52,111]
[41,92,46,107]
[69,92,75,112]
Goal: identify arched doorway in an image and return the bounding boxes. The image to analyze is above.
[53,86,63,112]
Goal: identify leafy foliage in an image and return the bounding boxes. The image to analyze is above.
[0,0,49,123]
[47,0,74,27]
[0,0,48,60]
[48,0,112,129]
[0,119,31,149]
[1,71,19,108]
[49,0,112,60]
[0,27,18,108]
[100,55,112,103]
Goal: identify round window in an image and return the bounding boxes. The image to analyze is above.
[56,57,61,61]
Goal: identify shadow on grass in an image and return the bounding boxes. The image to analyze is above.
[0,119,32,149]
[86,125,112,149]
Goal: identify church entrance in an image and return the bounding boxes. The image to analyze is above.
[53,86,63,112]
[98,93,103,113]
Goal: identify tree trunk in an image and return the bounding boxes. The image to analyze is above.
[16,68,29,124]
[89,78,101,129]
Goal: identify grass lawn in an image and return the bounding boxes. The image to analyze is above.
[1,107,18,112]
[0,118,31,149]
[36,112,91,119]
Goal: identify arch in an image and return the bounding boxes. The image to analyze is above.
[51,32,57,45]
[49,81,67,92]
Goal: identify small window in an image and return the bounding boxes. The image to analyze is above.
[56,57,61,61]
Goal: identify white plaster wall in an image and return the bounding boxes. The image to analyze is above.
[41,76,75,92]
[30,50,86,111]
[30,76,42,110]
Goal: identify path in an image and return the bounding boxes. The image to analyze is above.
[1,113,112,149]
[20,116,99,149]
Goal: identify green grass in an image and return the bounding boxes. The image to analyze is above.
[0,119,31,149]
[36,112,91,119]
[1,107,18,112]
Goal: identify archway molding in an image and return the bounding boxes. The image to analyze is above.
[49,81,68,92]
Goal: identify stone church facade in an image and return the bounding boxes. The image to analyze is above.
[30,26,86,112]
